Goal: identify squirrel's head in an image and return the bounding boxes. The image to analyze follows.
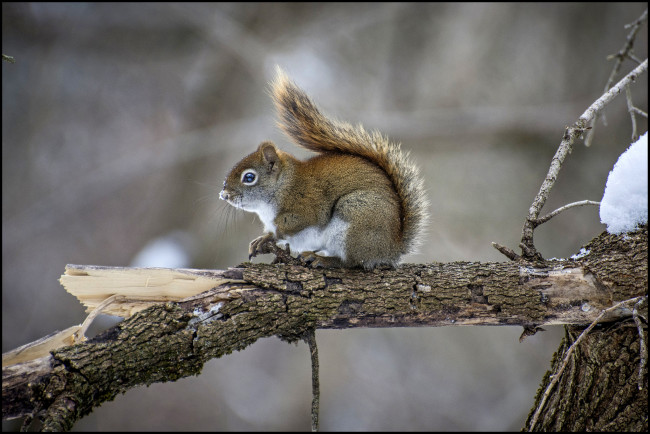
[220,141,293,219]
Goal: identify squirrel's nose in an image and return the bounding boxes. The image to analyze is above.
[219,190,229,201]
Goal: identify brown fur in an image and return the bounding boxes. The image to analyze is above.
[220,68,428,268]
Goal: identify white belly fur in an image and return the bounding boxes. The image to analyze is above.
[278,217,349,260]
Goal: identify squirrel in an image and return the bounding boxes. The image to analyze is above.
[219,67,429,269]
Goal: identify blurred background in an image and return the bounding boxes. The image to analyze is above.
[2,2,647,431]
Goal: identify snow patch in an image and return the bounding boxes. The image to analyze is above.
[600,132,648,234]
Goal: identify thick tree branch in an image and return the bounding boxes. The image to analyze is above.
[2,227,647,430]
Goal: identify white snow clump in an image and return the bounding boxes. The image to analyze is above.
[599,132,648,234]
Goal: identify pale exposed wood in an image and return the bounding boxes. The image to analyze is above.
[59,264,241,316]
[0,266,245,365]
[1,326,81,367]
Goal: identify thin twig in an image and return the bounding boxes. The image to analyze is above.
[627,53,644,64]
[528,296,645,431]
[585,8,648,147]
[625,85,639,141]
[632,298,648,390]
[625,8,649,29]
[305,329,320,432]
[531,200,600,227]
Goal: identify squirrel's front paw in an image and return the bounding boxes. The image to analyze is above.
[248,233,276,260]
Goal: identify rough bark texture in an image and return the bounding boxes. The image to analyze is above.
[526,322,648,431]
[525,226,648,431]
[1,227,647,431]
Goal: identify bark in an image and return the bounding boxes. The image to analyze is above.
[525,322,648,431]
[1,227,647,431]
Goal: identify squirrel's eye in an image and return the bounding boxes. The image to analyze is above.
[241,170,258,185]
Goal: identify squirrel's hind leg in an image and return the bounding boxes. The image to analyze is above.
[335,190,402,269]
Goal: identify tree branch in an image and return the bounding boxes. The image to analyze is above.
[529,200,601,228]
[2,227,646,429]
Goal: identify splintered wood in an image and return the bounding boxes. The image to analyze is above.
[2,325,82,366]
[60,264,231,317]
[2,265,233,367]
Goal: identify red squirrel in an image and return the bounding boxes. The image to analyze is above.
[220,68,428,268]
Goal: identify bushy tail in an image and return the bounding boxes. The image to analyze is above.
[270,67,429,255]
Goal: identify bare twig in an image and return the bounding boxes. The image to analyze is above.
[623,83,648,142]
[625,85,639,141]
[491,242,520,261]
[584,8,647,147]
[520,58,648,260]
[528,296,646,431]
[305,329,320,432]
[530,200,600,227]
[633,298,648,390]
[625,8,649,30]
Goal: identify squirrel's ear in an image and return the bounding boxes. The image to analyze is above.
[259,141,280,173]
